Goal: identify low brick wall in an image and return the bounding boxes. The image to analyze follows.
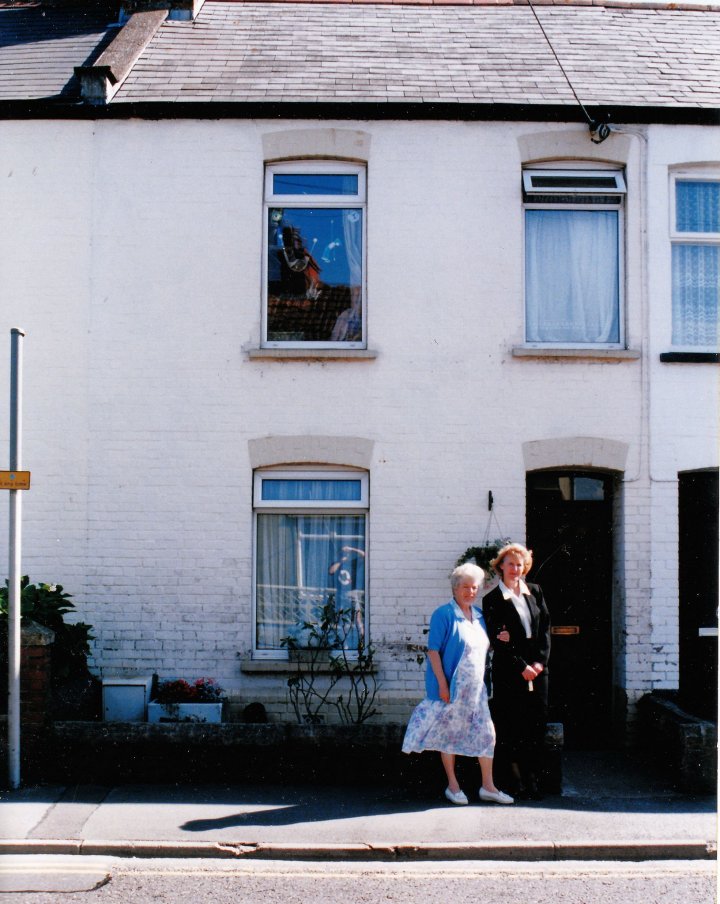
[48,721,413,786]
[0,620,55,723]
[19,622,55,726]
[40,720,563,791]
[0,621,56,785]
[636,692,717,793]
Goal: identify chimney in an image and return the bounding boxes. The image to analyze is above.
[121,0,206,20]
[75,7,168,104]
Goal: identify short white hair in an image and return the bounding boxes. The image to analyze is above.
[450,562,485,589]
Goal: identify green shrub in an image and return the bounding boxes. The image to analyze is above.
[0,576,94,682]
[455,538,511,579]
[281,597,379,725]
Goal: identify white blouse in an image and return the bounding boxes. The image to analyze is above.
[498,580,532,639]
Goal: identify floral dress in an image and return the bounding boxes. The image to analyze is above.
[402,613,496,758]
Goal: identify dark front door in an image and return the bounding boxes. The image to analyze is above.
[678,470,718,721]
[526,471,614,748]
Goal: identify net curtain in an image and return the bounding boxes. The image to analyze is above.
[256,479,366,650]
[525,209,620,344]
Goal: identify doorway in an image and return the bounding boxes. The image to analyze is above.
[678,469,718,721]
[526,470,615,748]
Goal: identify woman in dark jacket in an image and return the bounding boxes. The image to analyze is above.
[484,542,551,799]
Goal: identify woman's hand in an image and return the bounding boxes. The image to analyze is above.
[427,649,451,703]
[496,625,510,643]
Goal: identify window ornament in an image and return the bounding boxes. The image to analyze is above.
[264,163,366,348]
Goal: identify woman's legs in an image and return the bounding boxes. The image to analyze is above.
[442,752,507,796]
[489,695,516,791]
[440,752,461,792]
[518,675,548,796]
[478,756,501,792]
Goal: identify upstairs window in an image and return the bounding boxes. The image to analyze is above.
[263,162,366,348]
[523,169,626,346]
[671,177,719,349]
[253,469,368,657]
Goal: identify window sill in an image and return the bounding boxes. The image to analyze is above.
[659,352,719,364]
[239,655,374,674]
[240,657,303,674]
[247,347,378,361]
[512,346,641,361]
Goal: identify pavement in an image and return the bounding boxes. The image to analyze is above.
[0,750,716,862]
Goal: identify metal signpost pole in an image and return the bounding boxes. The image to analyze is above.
[7,328,25,790]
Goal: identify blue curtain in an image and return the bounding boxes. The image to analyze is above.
[260,478,362,502]
[676,181,720,233]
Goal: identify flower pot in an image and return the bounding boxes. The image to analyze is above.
[147,701,223,724]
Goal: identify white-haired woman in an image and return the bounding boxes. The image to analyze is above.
[402,562,513,806]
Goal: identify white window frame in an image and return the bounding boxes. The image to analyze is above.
[669,172,720,352]
[522,166,626,349]
[252,467,369,659]
[522,169,626,196]
[253,469,369,510]
[262,161,367,350]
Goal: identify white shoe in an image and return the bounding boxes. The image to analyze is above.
[445,787,469,805]
[479,787,514,805]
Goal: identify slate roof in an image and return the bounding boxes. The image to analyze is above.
[0,4,117,100]
[1,0,719,114]
[113,1,720,110]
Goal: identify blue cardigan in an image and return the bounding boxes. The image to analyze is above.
[425,601,487,702]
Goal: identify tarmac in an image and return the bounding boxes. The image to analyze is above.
[0,750,716,863]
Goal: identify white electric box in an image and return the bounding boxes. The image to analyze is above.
[102,675,154,722]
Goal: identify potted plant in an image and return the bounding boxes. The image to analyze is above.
[456,538,511,584]
[147,677,225,723]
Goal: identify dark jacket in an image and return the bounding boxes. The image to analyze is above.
[483,582,551,692]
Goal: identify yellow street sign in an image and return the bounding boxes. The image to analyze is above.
[0,471,30,490]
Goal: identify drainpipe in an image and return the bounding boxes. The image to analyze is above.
[7,329,24,790]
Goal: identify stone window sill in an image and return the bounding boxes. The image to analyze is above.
[240,658,305,674]
[512,346,641,361]
[659,352,719,364]
[239,655,374,674]
[246,347,378,361]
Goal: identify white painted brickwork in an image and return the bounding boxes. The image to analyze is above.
[0,119,716,736]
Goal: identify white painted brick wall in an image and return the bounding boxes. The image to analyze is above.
[0,119,715,735]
